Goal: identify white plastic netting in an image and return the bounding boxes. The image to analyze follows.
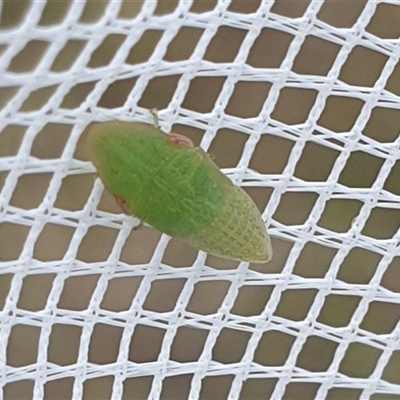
[1,0,400,399]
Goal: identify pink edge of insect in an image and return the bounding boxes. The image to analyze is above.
[167,132,194,148]
[115,196,131,215]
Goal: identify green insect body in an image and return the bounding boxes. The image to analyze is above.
[88,121,272,263]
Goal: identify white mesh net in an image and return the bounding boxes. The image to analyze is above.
[1,0,400,399]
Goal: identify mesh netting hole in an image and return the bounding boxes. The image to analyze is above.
[339,342,382,379]
[3,380,34,400]
[100,276,142,312]
[164,26,204,62]
[272,192,319,226]
[54,175,95,212]
[212,328,251,364]
[122,377,153,400]
[360,301,400,335]
[161,237,198,268]
[336,247,381,285]
[89,323,123,364]
[17,273,55,311]
[231,285,273,316]
[293,242,336,279]
[385,61,400,96]
[160,374,193,400]
[189,1,218,13]
[361,207,400,240]
[339,45,389,88]
[34,224,75,262]
[380,257,400,293]
[338,151,384,189]
[271,1,309,18]
[77,226,119,263]
[8,40,50,73]
[79,1,108,23]
[171,327,208,363]
[128,325,165,363]
[88,34,127,69]
[364,107,400,143]
[326,388,362,400]
[60,82,98,110]
[254,330,295,366]
[317,294,361,328]
[31,123,72,159]
[120,227,161,265]
[143,279,186,313]
[283,383,320,400]
[317,199,363,233]
[249,134,294,175]
[186,281,231,315]
[37,0,71,26]
[317,1,366,28]
[294,141,340,182]
[57,275,99,311]
[48,324,82,366]
[274,288,318,322]
[297,335,338,372]
[208,128,248,168]
[271,87,318,125]
[317,96,364,133]
[7,324,40,367]
[382,351,400,385]
[82,376,114,400]
[0,273,12,309]
[240,379,277,400]
[365,3,400,39]
[292,35,341,76]
[228,0,262,14]
[0,87,18,110]
[181,76,226,114]
[44,378,74,400]
[225,81,272,118]
[204,25,247,64]
[247,28,293,69]
[138,75,181,110]
[204,255,240,270]
[0,1,30,29]
[125,30,163,65]
[50,40,87,72]
[97,77,138,109]
[0,124,26,157]
[0,222,30,261]
[19,85,59,112]
[199,375,234,400]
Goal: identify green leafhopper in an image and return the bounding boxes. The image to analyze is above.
[88,121,272,263]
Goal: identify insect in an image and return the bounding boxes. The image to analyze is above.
[88,120,272,263]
